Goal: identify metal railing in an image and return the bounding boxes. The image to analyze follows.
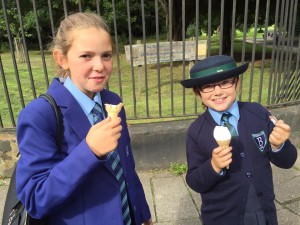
[0,0,299,128]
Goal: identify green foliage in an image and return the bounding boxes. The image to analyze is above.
[0,0,163,50]
[186,23,204,38]
[1,0,298,50]
[170,163,188,176]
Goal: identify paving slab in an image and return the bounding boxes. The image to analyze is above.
[139,171,156,223]
[273,166,300,203]
[152,174,199,222]
[155,218,202,225]
[183,176,201,213]
[286,200,300,216]
[277,208,300,225]
[0,178,9,224]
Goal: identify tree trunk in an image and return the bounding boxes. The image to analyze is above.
[222,0,233,55]
[171,0,197,41]
[159,0,197,41]
[171,0,182,41]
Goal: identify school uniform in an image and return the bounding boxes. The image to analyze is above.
[185,101,297,225]
[16,78,151,225]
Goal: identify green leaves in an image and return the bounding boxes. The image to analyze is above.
[170,163,187,176]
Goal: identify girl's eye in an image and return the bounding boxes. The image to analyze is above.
[103,53,112,60]
[80,54,91,58]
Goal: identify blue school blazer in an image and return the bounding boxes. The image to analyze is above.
[16,78,151,225]
[185,102,297,225]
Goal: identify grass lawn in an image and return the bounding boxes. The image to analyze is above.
[0,36,275,127]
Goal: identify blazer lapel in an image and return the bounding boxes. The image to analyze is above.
[48,79,91,140]
[63,104,91,140]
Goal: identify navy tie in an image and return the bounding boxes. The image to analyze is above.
[92,103,131,225]
[221,113,238,136]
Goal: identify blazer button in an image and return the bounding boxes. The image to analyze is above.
[240,152,246,158]
[246,172,252,178]
[126,145,129,156]
[257,192,263,197]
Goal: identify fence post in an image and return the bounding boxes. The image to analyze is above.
[136,40,145,94]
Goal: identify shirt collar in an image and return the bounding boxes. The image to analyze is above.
[63,77,103,116]
[208,100,240,125]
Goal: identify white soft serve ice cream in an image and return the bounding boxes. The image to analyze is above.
[213,126,232,169]
[213,126,231,141]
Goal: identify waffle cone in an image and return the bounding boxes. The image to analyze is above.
[216,139,231,169]
[216,139,231,147]
[107,112,118,119]
[105,103,124,119]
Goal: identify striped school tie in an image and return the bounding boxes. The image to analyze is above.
[107,150,131,225]
[221,113,238,136]
[92,102,105,123]
[92,103,131,225]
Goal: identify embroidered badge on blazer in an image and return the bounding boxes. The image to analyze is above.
[252,131,267,152]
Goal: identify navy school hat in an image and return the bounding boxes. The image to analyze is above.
[180,55,249,88]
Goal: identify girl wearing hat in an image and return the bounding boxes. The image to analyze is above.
[181,55,297,225]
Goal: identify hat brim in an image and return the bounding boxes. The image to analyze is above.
[180,62,249,88]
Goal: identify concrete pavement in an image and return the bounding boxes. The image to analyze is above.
[140,160,300,225]
[1,132,300,225]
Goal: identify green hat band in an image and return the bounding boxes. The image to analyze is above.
[190,62,237,79]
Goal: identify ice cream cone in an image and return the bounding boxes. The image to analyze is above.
[216,139,231,169]
[213,126,232,169]
[105,103,124,119]
[216,139,231,148]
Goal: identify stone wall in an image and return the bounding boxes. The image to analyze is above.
[0,129,18,177]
